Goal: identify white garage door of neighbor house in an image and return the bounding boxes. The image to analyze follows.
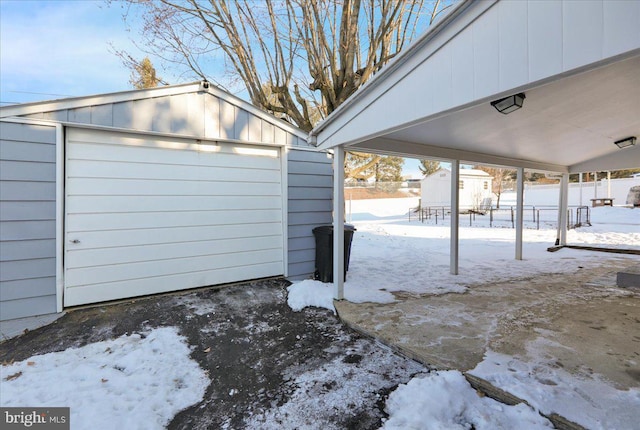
[64,128,285,307]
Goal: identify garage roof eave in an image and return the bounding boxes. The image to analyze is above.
[0,82,203,119]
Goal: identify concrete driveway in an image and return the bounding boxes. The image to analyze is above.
[335,256,640,429]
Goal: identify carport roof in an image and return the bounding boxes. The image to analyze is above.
[310,0,640,173]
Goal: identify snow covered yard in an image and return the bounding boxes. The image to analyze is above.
[342,198,639,301]
[289,197,640,429]
[1,197,637,429]
[1,327,209,428]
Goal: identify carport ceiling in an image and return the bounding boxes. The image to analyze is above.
[350,54,640,172]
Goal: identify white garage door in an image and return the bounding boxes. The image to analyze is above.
[64,128,285,307]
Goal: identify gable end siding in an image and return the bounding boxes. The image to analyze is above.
[0,121,57,320]
[287,149,333,279]
[21,92,316,149]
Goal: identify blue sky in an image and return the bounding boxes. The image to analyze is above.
[0,0,424,177]
[0,0,163,105]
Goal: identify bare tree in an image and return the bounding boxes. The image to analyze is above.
[121,0,452,131]
[345,152,404,182]
[474,166,514,209]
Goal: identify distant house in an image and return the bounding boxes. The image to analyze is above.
[421,168,493,210]
[0,82,332,321]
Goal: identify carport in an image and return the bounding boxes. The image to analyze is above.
[308,0,640,299]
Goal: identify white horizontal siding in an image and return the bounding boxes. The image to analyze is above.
[66,195,282,213]
[65,262,283,307]
[64,128,285,306]
[67,178,282,197]
[66,249,281,286]
[287,149,333,279]
[66,235,282,269]
[66,210,282,232]
[67,223,283,250]
[0,121,58,320]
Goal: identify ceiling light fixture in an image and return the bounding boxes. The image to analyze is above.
[614,136,636,149]
[490,93,526,114]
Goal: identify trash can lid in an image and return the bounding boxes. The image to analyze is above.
[313,224,357,233]
[313,225,333,234]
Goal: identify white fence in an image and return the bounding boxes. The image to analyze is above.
[501,178,639,207]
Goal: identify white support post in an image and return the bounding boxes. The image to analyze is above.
[594,172,598,199]
[556,173,569,246]
[333,146,345,300]
[515,167,524,260]
[607,171,611,198]
[579,173,583,206]
[450,160,460,275]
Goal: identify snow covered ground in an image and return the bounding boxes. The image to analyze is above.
[292,197,639,308]
[288,197,640,429]
[1,197,637,429]
[0,327,208,428]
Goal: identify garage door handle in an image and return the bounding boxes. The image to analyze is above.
[70,239,80,244]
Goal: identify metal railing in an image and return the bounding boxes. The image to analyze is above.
[409,205,591,230]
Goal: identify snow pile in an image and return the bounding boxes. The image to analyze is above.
[382,370,552,429]
[470,350,640,430]
[0,327,209,429]
[287,280,336,314]
[287,279,396,314]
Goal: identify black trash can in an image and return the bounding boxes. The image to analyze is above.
[312,224,356,283]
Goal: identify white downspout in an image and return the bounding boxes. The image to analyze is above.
[333,146,345,300]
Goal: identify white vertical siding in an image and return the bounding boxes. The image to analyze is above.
[563,1,603,71]
[472,5,500,100]
[603,1,640,57]
[498,0,529,90]
[317,0,640,147]
[450,28,474,107]
[528,1,563,82]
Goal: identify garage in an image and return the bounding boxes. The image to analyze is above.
[64,128,285,306]
[0,82,332,319]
